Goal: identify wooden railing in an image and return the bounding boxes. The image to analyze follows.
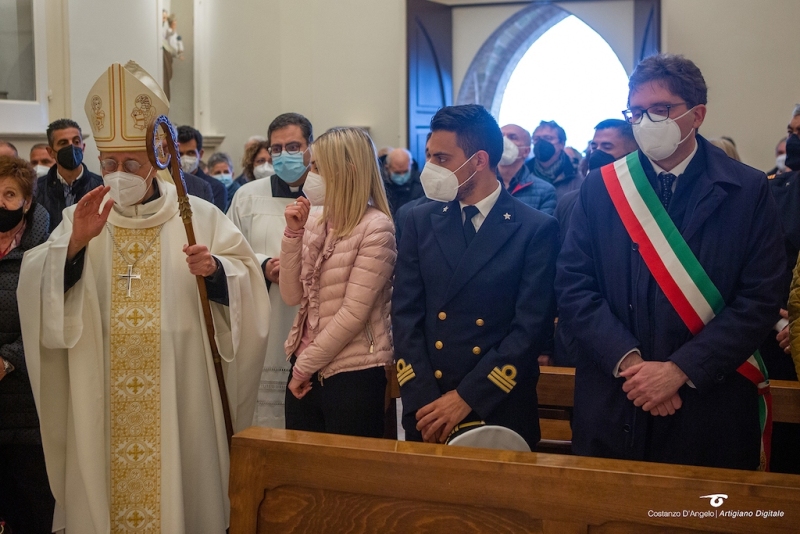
[229,427,800,534]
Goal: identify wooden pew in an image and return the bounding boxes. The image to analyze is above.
[536,367,800,445]
[229,427,800,534]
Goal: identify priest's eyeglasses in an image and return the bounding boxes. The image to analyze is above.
[622,102,688,125]
[268,142,304,157]
[100,159,148,174]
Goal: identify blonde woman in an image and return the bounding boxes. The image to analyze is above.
[280,127,396,437]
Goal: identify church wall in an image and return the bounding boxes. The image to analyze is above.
[199,0,407,174]
[662,0,800,171]
[66,0,161,170]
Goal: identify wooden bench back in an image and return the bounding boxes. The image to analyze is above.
[230,427,800,534]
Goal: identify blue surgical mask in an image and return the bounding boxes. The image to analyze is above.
[213,173,233,187]
[273,148,310,184]
[390,170,412,186]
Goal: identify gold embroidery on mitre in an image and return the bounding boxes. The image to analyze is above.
[91,95,106,131]
[131,95,156,131]
[85,61,169,152]
[110,226,161,532]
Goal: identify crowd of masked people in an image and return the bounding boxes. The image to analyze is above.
[3,52,800,531]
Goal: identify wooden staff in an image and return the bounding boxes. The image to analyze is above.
[146,115,234,447]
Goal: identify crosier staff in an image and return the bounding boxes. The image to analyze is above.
[146,115,234,447]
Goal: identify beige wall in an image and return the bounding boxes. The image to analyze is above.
[662,0,800,171]
[198,0,407,173]
[66,0,161,172]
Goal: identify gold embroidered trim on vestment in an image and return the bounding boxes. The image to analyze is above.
[110,226,161,532]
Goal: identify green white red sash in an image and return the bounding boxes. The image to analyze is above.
[601,151,772,471]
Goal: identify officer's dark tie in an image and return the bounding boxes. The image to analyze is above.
[463,205,480,245]
[658,172,676,210]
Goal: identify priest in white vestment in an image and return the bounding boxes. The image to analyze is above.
[18,61,269,534]
[227,113,315,428]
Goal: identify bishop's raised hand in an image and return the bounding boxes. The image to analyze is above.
[68,185,114,260]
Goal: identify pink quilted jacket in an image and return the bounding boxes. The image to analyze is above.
[280,207,396,380]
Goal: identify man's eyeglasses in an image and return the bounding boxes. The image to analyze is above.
[622,103,688,125]
[100,159,148,174]
[268,142,306,157]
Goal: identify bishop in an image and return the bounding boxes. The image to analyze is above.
[18,61,270,533]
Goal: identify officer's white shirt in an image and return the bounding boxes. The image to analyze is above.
[459,181,502,232]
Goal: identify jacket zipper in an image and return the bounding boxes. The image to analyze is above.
[365,322,375,354]
[317,322,376,386]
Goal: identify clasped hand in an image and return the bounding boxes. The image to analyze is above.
[288,376,312,399]
[619,354,686,416]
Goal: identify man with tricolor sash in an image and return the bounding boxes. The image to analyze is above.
[556,54,785,470]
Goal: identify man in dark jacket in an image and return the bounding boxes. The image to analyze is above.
[557,54,785,470]
[498,124,556,215]
[381,148,424,223]
[35,119,103,232]
[177,125,228,211]
[526,120,583,201]
[393,104,558,449]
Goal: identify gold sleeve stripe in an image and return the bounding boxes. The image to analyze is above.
[397,358,416,386]
[398,368,416,386]
[488,367,517,393]
[397,366,415,381]
[488,373,512,393]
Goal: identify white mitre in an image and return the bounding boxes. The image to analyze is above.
[84,61,170,152]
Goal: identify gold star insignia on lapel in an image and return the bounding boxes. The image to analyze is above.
[443,206,449,212]
[504,213,511,220]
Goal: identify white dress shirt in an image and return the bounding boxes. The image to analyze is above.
[459,181,502,232]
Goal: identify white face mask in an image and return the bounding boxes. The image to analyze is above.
[632,107,695,161]
[777,154,787,172]
[181,154,199,174]
[104,168,151,207]
[420,154,477,203]
[499,137,520,166]
[34,164,51,178]
[253,161,274,179]
[303,171,326,206]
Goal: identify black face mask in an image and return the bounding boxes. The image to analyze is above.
[57,145,83,171]
[588,149,617,171]
[786,134,800,171]
[0,206,25,233]
[533,140,556,162]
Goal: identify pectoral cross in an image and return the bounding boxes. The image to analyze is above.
[119,265,141,297]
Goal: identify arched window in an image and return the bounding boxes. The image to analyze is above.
[498,15,630,151]
[456,3,634,151]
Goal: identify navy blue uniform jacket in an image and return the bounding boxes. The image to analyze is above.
[392,187,559,447]
[556,138,785,469]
